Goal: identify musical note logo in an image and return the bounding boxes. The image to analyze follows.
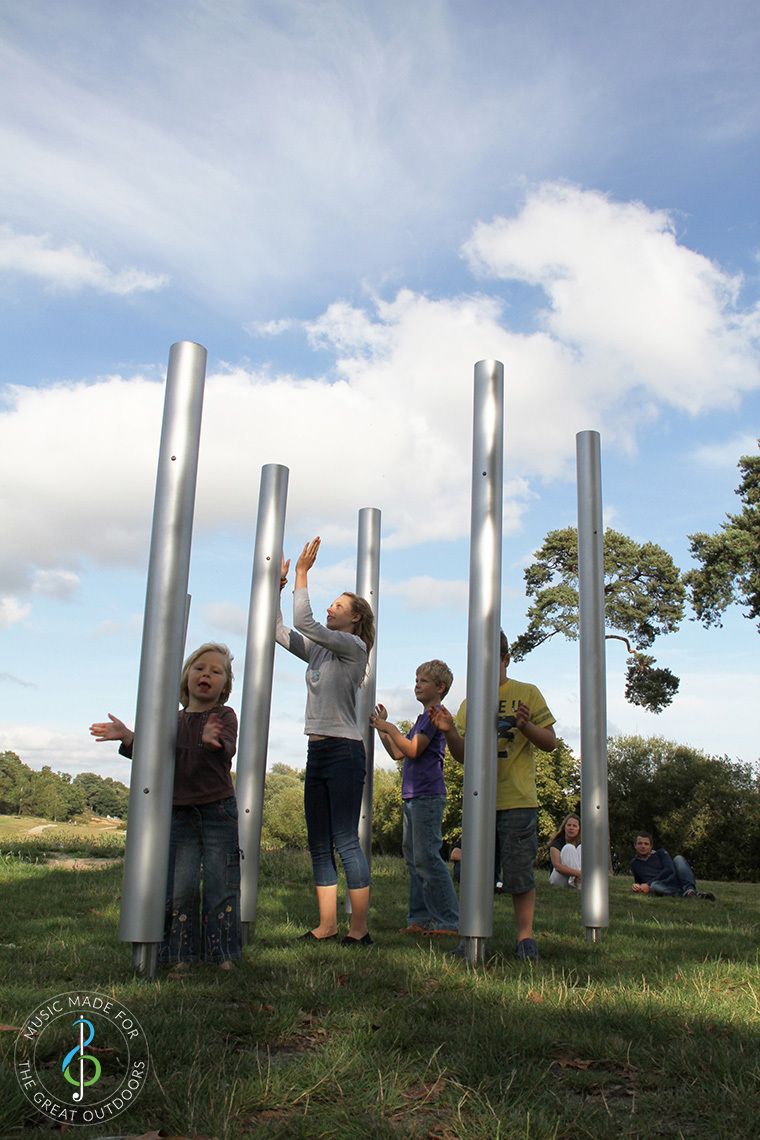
[61,1016,102,1103]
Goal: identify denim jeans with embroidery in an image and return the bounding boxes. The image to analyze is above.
[161,796,242,965]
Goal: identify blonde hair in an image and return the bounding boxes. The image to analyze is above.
[416,659,453,698]
[179,643,234,708]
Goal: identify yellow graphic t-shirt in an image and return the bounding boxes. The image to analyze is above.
[454,678,555,810]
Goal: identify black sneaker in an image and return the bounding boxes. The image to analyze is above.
[697,891,716,901]
[515,938,539,961]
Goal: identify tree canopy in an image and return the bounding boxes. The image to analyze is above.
[0,751,128,820]
[607,735,760,881]
[685,439,760,631]
[510,526,686,712]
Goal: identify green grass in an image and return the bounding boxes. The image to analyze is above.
[0,851,758,1139]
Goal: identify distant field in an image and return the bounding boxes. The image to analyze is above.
[0,814,125,859]
[0,814,51,834]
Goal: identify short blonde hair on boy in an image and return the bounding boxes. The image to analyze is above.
[417,659,453,698]
[179,643,234,708]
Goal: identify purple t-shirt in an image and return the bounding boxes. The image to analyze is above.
[401,710,447,800]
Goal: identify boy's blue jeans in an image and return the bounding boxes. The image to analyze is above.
[403,795,460,930]
[161,797,242,965]
[305,737,370,889]
[648,855,698,897]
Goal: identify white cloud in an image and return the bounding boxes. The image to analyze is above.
[202,602,248,638]
[384,576,468,611]
[0,375,162,594]
[692,433,758,467]
[0,596,30,627]
[32,569,80,599]
[247,319,295,337]
[0,226,168,294]
[463,183,760,416]
[3,184,760,612]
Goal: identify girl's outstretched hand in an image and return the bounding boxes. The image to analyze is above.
[295,537,320,586]
[202,713,224,749]
[89,714,133,747]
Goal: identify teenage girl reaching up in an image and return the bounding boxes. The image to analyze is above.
[276,537,375,946]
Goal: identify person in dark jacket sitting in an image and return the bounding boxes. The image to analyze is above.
[629,832,715,900]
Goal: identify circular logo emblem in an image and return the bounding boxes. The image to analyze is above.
[14,991,150,1127]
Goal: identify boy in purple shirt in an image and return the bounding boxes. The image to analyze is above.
[371,660,459,936]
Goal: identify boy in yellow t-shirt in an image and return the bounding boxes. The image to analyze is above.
[431,632,556,961]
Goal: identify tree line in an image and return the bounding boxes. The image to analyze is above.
[4,731,758,880]
[262,734,760,883]
[0,751,129,821]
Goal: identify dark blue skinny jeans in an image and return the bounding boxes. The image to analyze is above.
[161,796,242,965]
[304,737,370,889]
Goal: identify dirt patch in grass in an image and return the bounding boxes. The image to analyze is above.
[44,854,123,870]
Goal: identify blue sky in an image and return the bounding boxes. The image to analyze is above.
[1,1,758,783]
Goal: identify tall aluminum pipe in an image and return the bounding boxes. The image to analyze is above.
[119,341,207,976]
[576,430,610,941]
[354,507,381,870]
[237,464,289,938]
[460,360,504,965]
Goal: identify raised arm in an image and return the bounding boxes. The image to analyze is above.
[515,701,557,752]
[370,705,431,762]
[274,553,310,662]
[428,704,464,763]
[89,713,134,750]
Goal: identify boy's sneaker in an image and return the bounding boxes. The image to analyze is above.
[684,889,698,898]
[515,938,539,961]
[698,891,716,901]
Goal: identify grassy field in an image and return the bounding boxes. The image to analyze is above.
[0,840,758,1139]
[0,813,125,861]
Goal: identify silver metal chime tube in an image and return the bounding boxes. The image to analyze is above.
[237,464,289,940]
[576,430,610,941]
[119,341,207,977]
[354,507,381,871]
[460,359,504,965]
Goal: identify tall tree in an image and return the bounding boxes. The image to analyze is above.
[685,439,760,631]
[0,751,31,814]
[511,526,685,712]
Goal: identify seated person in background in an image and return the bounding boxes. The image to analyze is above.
[630,832,715,900]
[549,812,582,888]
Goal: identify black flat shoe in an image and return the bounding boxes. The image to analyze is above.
[340,933,374,947]
[298,930,338,941]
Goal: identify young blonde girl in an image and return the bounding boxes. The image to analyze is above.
[90,643,241,970]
